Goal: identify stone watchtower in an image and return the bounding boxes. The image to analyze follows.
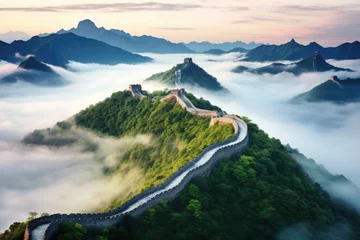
[184,58,193,64]
[129,84,142,92]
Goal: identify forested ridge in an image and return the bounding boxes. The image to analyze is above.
[52,118,360,240]
[3,91,360,240]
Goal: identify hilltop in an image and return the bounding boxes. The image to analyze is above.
[49,19,193,54]
[292,76,360,103]
[2,88,360,240]
[0,33,152,68]
[146,58,227,91]
[232,52,352,75]
[1,57,66,86]
[245,39,360,62]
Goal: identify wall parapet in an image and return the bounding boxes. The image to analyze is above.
[26,89,249,240]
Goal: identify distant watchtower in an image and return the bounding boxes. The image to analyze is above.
[129,84,142,93]
[184,58,193,64]
[129,84,145,98]
[170,88,186,96]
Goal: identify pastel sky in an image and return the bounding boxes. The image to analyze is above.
[0,0,359,46]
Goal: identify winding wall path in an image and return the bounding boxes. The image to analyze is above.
[25,88,248,240]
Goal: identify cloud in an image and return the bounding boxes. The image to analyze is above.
[0,2,201,13]
[226,6,250,11]
[0,130,150,231]
[232,16,284,24]
[1,53,360,232]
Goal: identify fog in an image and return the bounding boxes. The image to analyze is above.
[0,53,359,231]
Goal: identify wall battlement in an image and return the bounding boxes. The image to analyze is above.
[25,87,248,240]
[129,84,145,98]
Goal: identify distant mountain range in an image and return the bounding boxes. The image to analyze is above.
[0,33,152,68]
[1,56,65,86]
[292,76,360,104]
[184,41,263,52]
[145,58,226,91]
[245,39,360,62]
[42,19,193,54]
[232,53,352,75]
[0,31,31,43]
[203,47,249,55]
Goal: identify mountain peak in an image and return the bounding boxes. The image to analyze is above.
[77,19,98,30]
[18,56,53,73]
[308,42,323,48]
[289,39,299,44]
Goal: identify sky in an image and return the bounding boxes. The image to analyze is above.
[0,0,359,45]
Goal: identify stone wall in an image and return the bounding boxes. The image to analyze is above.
[25,91,249,240]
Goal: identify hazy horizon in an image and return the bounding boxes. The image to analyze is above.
[0,0,359,46]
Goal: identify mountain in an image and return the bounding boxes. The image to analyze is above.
[245,39,360,62]
[3,90,360,240]
[145,58,227,91]
[184,41,263,52]
[227,47,249,53]
[286,145,360,213]
[232,52,352,75]
[0,31,31,43]
[52,19,193,54]
[0,57,66,86]
[292,76,360,103]
[203,49,227,55]
[203,47,249,55]
[0,33,152,68]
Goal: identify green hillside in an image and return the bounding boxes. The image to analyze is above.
[292,77,360,103]
[51,118,360,240]
[146,61,226,92]
[23,90,233,210]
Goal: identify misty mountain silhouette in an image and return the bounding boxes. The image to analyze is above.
[232,53,352,75]
[0,33,152,68]
[203,47,249,55]
[292,77,360,103]
[245,39,360,61]
[146,58,226,91]
[53,19,193,54]
[1,57,66,86]
[184,41,262,52]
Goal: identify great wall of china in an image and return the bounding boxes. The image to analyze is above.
[25,85,249,240]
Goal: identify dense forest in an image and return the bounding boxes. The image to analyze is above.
[185,93,222,112]
[3,91,360,240]
[22,90,233,211]
[51,118,360,240]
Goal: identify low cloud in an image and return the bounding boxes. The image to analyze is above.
[0,53,360,232]
[0,2,201,13]
[277,222,353,240]
[0,127,151,231]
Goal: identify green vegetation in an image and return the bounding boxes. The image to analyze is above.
[185,93,222,111]
[78,117,360,240]
[22,90,233,211]
[146,64,182,85]
[145,62,226,92]
[0,223,26,240]
[0,212,49,240]
[292,77,360,104]
[74,90,233,209]
[53,222,87,240]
